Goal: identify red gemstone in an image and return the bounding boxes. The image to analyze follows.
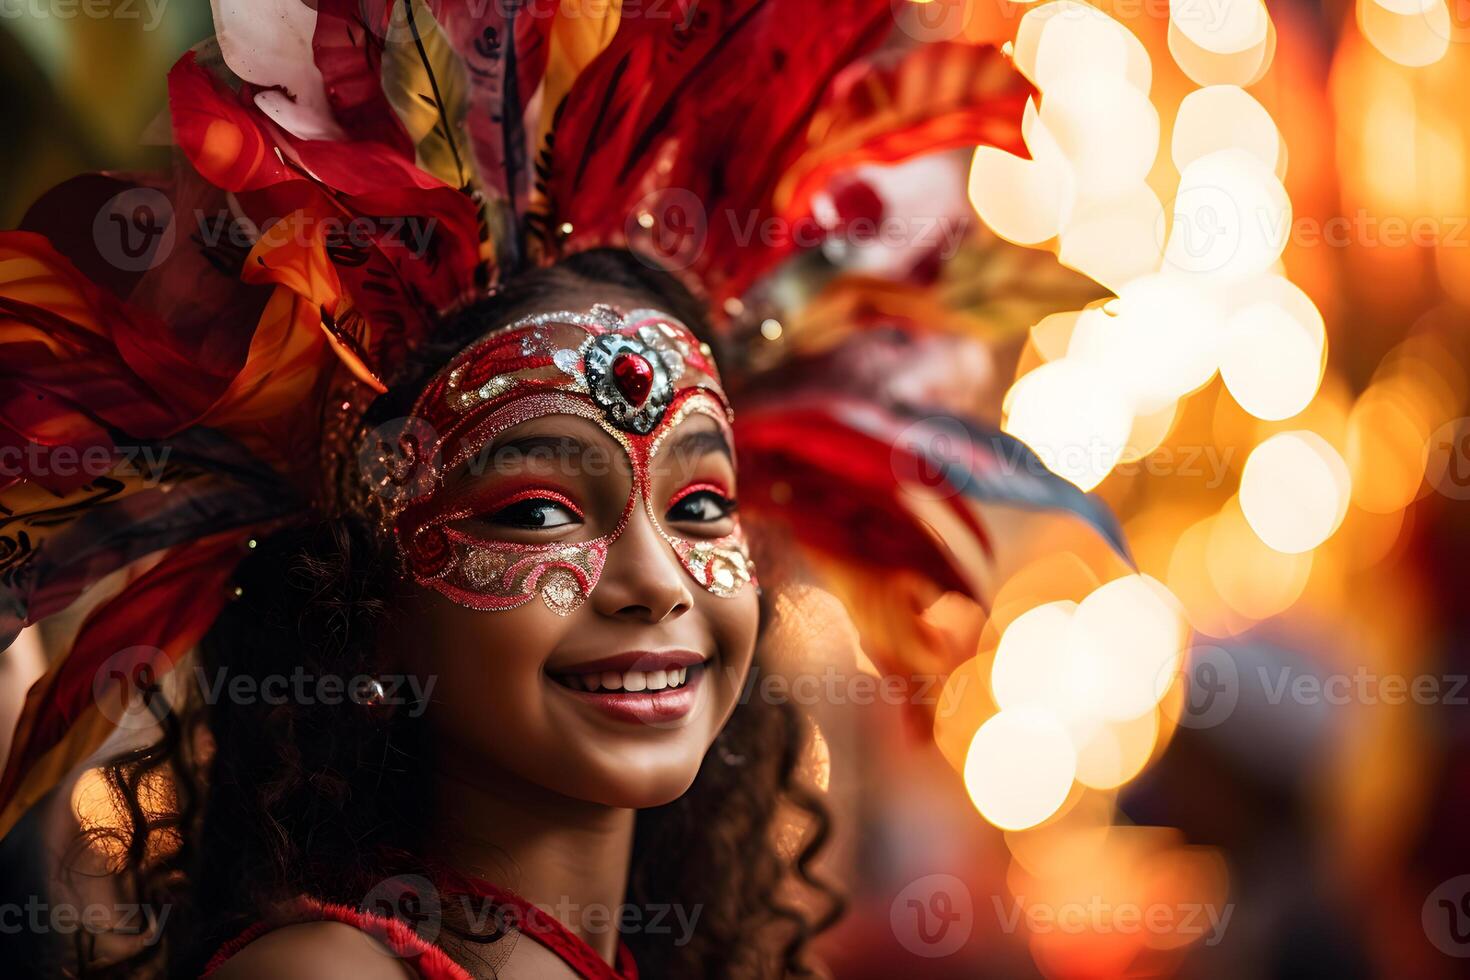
[611,352,654,407]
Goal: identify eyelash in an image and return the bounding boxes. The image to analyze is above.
[455,481,733,531]
[667,481,729,508]
[479,487,585,529]
[666,482,737,523]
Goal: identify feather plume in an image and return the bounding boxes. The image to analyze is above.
[380,0,475,191]
[379,0,509,275]
[430,0,560,272]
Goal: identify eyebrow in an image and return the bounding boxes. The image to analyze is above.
[492,434,587,458]
[449,434,588,486]
[453,427,729,486]
[670,427,732,460]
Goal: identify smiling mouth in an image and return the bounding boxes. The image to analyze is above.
[550,663,699,693]
[545,651,709,724]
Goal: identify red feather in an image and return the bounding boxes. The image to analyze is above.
[544,0,896,302]
[0,530,251,839]
[312,0,417,154]
[735,397,989,596]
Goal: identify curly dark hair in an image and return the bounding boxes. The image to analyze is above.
[68,249,843,978]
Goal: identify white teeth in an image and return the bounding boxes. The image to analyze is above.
[559,664,700,692]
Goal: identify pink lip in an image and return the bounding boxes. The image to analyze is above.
[551,649,707,676]
[551,664,704,725]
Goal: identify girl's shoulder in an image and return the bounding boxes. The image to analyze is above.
[204,912,586,980]
[206,919,420,980]
[201,897,470,980]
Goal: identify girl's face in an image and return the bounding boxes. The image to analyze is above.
[393,284,760,809]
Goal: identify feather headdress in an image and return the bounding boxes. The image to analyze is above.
[0,0,1124,837]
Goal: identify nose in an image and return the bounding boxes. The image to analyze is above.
[590,506,694,623]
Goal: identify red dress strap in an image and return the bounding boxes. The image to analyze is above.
[200,883,639,980]
[446,872,639,980]
[200,895,471,979]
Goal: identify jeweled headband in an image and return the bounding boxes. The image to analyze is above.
[362,303,755,615]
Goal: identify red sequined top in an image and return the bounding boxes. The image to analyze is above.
[201,876,638,980]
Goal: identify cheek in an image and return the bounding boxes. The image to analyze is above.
[407,595,567,743]
[698,587,760,713]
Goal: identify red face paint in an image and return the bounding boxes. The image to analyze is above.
[384,304,755,615]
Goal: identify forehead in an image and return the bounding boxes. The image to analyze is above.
[408,302,727,481]
[437,407,734,501]
[428,302,718,403]
[463,402,731,462]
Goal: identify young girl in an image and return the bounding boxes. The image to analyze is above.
[189,251,836,978]
[0,2,1117,975]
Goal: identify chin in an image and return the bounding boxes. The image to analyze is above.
[565,738,713,809]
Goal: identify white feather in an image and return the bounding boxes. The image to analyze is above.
[210,0,346,141]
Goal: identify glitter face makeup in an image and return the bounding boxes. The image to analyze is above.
[385,304,755,615]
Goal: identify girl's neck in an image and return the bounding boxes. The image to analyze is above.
[426,752,635,966]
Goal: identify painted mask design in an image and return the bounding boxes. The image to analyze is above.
[385,304,754,615]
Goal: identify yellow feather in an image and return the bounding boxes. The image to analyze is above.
[379,0,475,191]
[528,0,623,213]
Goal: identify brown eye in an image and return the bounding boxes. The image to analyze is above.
[667,490,735,524]
[489,498,581,529]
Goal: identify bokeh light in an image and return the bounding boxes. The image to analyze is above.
[964,707,1078,831]
[1069,574,1189,723]
[1003,358,1133,490]
[1239,431,1352,553]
